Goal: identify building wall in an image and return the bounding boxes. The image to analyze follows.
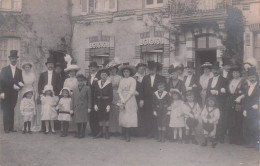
[0,0,72,73]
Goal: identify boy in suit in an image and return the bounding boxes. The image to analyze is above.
[0,50,24,133]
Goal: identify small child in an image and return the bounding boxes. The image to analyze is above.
[183,90,201,144]
[41,85,59,134]
[20,89,36,134]
[168,89,192,143]
[56,87,73,137]
[201,96,220,148]
[72,74,91,138]
[153,81,171,142]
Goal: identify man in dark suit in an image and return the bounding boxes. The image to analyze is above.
[183,62,202,106]
[243,67,259,150]
[54,62,66,96]
[221,57,232,84]
[87,61,101,137]
[0,50,24,133]
[140,61,166,138]
[206,61,227,143]
[38,57,57,132]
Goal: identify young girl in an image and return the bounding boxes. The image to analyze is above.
[183,90,201,144]
[20,89,36,134]
[168,89,192,143]
[56,87,73,137]
[72,74,91,139]
[201,96,220,148]
[153,81,171,142]
[41,85,59,134]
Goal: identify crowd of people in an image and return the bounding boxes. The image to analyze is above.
[0,50,259,151]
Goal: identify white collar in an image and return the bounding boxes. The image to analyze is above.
[150,74,156,77]
[48,70,53,74]
[98,79,111,89]
[91,72,97,77]
[249,82,257,87]
[10,64,16,69]
[155,90,167,99]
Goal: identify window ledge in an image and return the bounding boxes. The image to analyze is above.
[0,9,21,13]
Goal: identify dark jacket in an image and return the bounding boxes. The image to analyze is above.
[93,80,113,110]
[38,70,57,95]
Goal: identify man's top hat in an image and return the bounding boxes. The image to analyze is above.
[212,61,220,69]
[89,61,99,68]
[247,67,258,77]
[147,61,162,71]
[201,62,212,68]
[222,56,232,66]
[185,61,195,69]
[45,57,55,65]
[9,50,18,58]
[168,64,178,74]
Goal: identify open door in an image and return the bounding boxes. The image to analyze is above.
[195,49,217,76]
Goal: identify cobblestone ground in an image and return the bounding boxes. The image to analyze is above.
[0,112,259,166]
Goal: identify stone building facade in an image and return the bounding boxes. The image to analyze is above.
[0,0,72,73]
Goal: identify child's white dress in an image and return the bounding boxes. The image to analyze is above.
[169,100,190,128]
[20,98,35,122]
[56,98,72,122]
[41,96,59,121]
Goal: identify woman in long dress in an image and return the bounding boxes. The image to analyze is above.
[199,62,213,106]
[107,61,122,136]
[14,62,39,131]
[118,65,138,142]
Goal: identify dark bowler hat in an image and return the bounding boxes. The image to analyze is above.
[247,67,258,77]
[185,61,195,69]
[99,68,110,76]
[55,62,63,68]
[45,57,55,65]
[222,56,232,66]
[9,50,19,58]
[168,64,178,74]
[201,62,212,68]
[136,63,147,69]
[147,61,162,71]
[89,61,99,68]
[212,61,220,70]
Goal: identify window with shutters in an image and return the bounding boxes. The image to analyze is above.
[0,0,22,11]
[145,0,163,8]
[94,0,117,12]
[0,38,20,70]
[254,33,260,61]
[81,0,89,14]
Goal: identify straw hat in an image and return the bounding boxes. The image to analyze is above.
[119,64,136,77]
[201,62,212,68]
[64,64,80,72]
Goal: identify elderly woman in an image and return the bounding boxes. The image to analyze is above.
[106,61,122,136]
[15,62,38,131]
[199,62,213,106]
[227,65,248,145]
[118,64,138,142]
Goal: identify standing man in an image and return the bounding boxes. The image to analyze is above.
[54,62,66,96]
[0,50,24,133]
[221,57,232,83]
[87,61,101,137]
[140,61,165,138]
[206,61,227,143]
[38,57,57,132]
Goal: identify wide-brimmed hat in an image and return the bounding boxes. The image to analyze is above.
[9,50,19,58]
[42,85,55,94]
[106,60,121,70]
[88,61,99,68]
[147,61,162,71]
[22,88,34,98]
[64,64,80,72]
[136,63,147,69]
[201,62,212,68]
[185,61,195,69]
[222,56,232,66]
[175,63,184,71]
[21,62,33,69]
[247,67,258,77]
[119,64,136,77]
[59,87,71,96]
[55,62,63,68]
[45,57,55,65]
[168,65,178,74]
[212,61,220,70]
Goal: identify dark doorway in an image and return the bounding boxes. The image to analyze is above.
[195,49,216,76]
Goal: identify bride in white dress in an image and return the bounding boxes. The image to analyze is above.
[14,62,40,131]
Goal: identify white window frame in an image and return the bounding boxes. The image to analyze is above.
[0,0,22,12]
[145,0,164,8]
[94,0,117,12]
[81,0,89,15]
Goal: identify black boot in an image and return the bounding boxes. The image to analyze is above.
[23,122,27,134]
[121,127,126,140]
[81,123,86,138]
[126,128,130,142]
[161,130,166,143]
[105,126,110,139]
[212,138,217,148]
[75,123,81,138]
[157,130,162,142]
[201,138,208,147]
[28,121,32,134]
[191,135,198,145]
[185,135,190,144]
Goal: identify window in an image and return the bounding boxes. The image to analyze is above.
[81,0,89,14]
[254,33,260,61]
[196,35,217,49]
[0,38,20,70]
[0,0,22,11]
[94,0,117,12]
[145,0,163,8]
[142,52,163,64]
[91,55,109,67]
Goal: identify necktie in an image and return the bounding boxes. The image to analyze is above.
[158,92,162,97]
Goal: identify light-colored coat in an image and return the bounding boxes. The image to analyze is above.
[72,85,91,123]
